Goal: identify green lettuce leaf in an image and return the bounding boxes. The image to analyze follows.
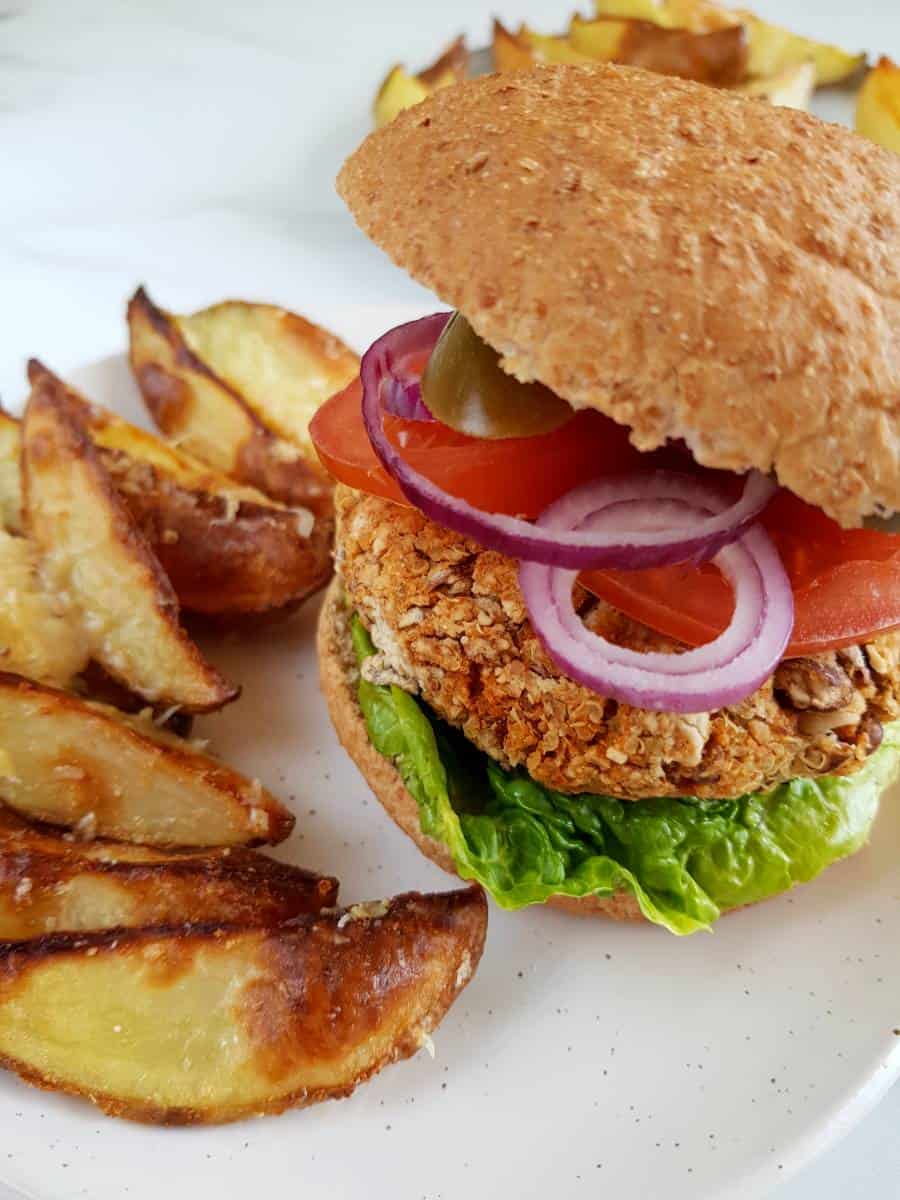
[351,615,899,934]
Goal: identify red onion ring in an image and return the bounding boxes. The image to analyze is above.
[383,373,433,422]
[360,315,777,570]
[519,498,793,713]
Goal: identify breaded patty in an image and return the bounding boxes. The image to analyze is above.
[335,485,900,801]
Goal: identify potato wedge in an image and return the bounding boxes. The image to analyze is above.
[570,15,747,84]
[0,411,21,534]
[856,57,900,154]
[374,36,468,126]
[492,18,537,72]
[0,888,487,1124]
[373,66,431,128]
[592,0,738,34]
[0,530,88,688]
[517,25,593,66]
[591,0,864,84]
[128,287,357,513]
[740,12,864,86]
[737,60,815,110]
[23,364,330,620]
[0,807,335,939]
[417,34,468,90]
[0,673,294,847]
[73,661,194,737]
[22,368,236,712]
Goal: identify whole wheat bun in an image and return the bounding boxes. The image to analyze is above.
[338,65,900,529]
[318,577,650,923]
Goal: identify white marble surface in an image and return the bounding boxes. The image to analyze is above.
[0,1,898,1196]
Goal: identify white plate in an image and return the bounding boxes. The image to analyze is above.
[2,313,900,1200]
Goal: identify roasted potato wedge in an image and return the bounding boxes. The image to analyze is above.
[374,66,432,127]
[0,530,88,688]
[516,25,593,65]
[593,0,741,33]
[0,411,21,534]
[374,36,468,126]
[0,807,335,939]
[856,57,900,154]
[0,888,487,1124]
[128,287,357,513]
[494,13,746,85]
[591,0,864,84]
[569,15,747,84]
[22,368,236,712]
[73,661,194,736]
[417,34,468,89]
[21,365,330,620]
[741,12,864,86]
[737,60,815,110]
[492,18,537,72]
[0,673,294,847]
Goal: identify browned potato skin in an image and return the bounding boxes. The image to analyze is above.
[127,287,335,517]
[0,888,487,1124]
[75,662,194,737]
[0,673,295,848]
[617,21,748,84]
[492,18,536,71]
[23,369,237,713]
[0,807,336,939]
[102,448,332,619]
[495,16,747,84]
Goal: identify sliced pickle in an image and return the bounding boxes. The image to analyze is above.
[421,313,573,439]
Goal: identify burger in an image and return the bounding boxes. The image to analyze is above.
[312,65,900,934]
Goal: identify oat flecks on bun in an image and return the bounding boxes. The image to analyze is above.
[338,64,900,529]
[318,576,656,925]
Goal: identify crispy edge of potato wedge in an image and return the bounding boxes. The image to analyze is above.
[0,807,336,939]
[0,410,21,534]
[0,672,294,847]
[417,34,468,89]
[20,365,331,619]
[856,56,900,154]
[0,887,487,1124]
[127,287,338,514]
[73,661,194,736]
[22,363,237,712]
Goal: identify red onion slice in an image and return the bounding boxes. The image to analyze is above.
[361,316,777,570]
[383,373,434,422]
[519,499,793,714]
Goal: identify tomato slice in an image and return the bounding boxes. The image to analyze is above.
[584,492,900,656]
[311,378,900,657]
[311,378,648,517]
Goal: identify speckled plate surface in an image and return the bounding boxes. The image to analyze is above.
[1,325,899,1200]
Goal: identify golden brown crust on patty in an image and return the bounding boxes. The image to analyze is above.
[335,485,900,801]
[338,65,900,529]
[316,578,645,923]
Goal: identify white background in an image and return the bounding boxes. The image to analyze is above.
[0,1,898,1196]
